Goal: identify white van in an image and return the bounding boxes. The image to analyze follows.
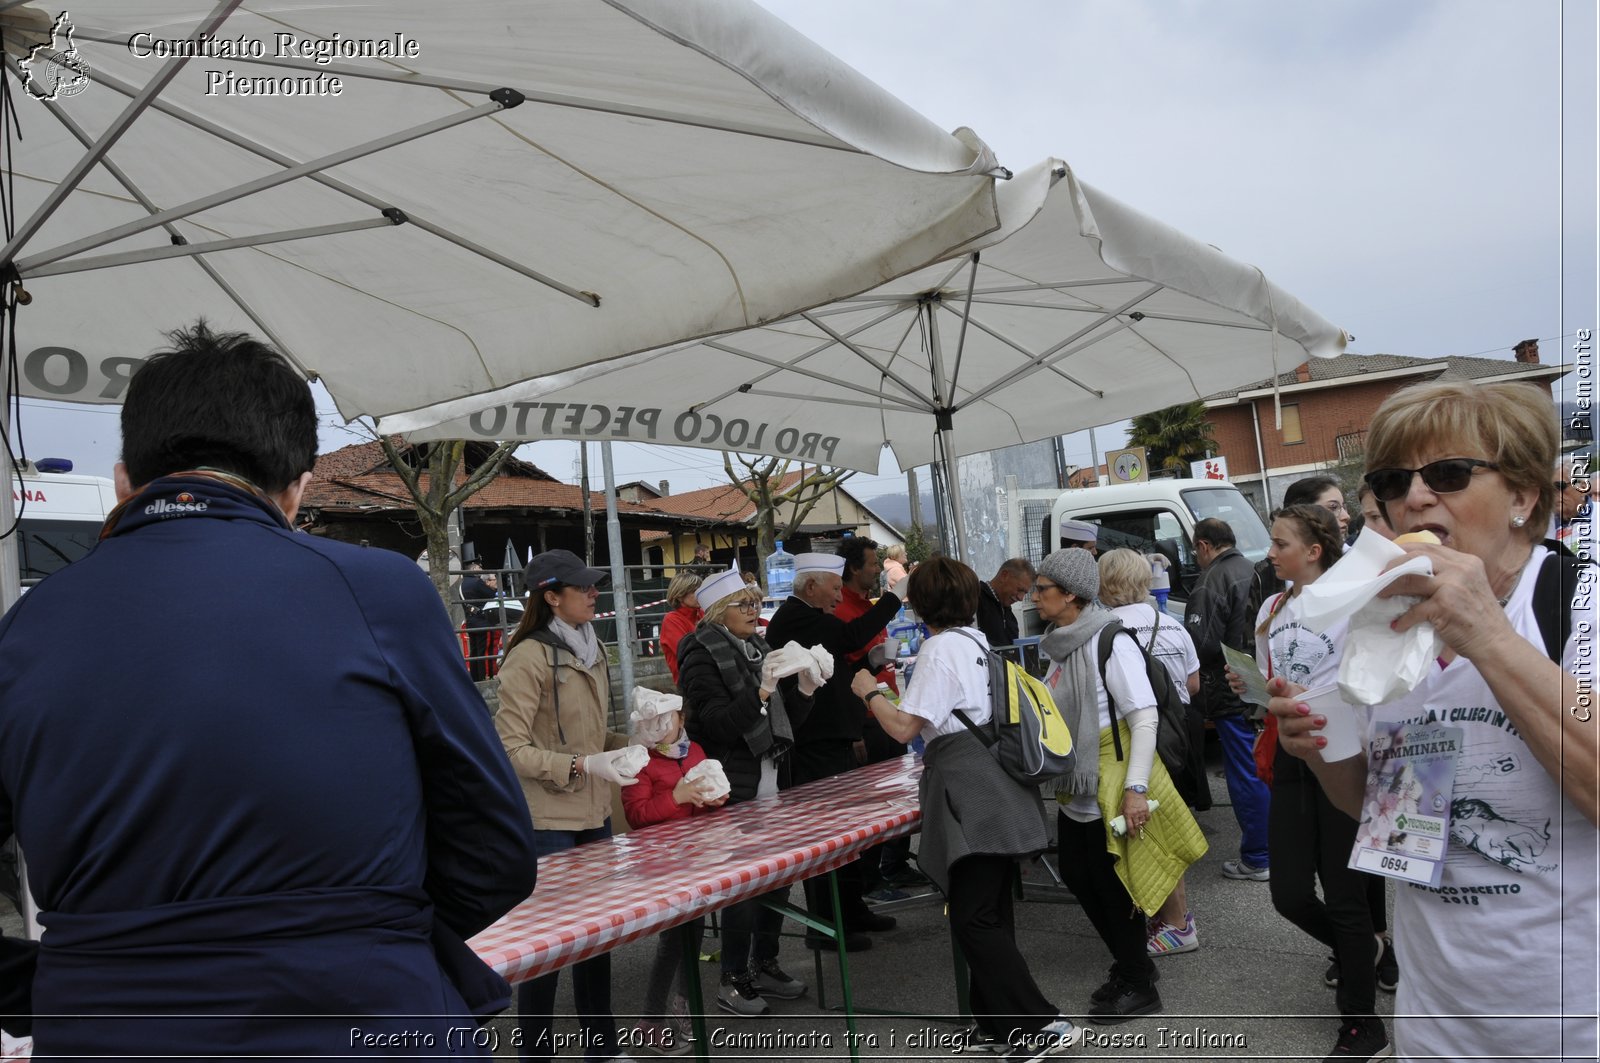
[1011,479,1271,632]
[10,459,118,586]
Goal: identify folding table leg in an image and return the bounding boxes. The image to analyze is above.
[679,929,710,1063]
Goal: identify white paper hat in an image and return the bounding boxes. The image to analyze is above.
[1059,518,1099,544]
[793,552,845,575]
[629,686,683,723]
[697,566,748,612]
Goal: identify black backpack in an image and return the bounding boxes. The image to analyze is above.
[1533,539,1593,661]
[1095,616,1193,779]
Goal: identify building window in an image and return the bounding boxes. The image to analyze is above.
[1281,403,1304,445]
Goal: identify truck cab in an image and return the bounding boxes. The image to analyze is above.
[10,458,119,587]
[1014,479,1271,634]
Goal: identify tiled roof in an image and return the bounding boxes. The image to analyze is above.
[643,471,805,524]
[1202,352,1563,401]
[301,440,691,522]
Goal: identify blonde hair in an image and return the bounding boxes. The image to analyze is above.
[1096,549,1152,608]
[666,572,703,610]
[1365,381,1556,540]
[882,543,907,563]
[700,584,763,628]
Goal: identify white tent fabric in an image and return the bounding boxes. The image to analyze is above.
[0,0,1005,420]
[396,158,1348,490]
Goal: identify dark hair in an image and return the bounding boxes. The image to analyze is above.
[1283,475,1339,508]
[1193,517,1236,549]
[121,321,317,492]
[839,536,880,579]
[505,583,563,652]
[1271,504,1345,573]
[907,556,981,630]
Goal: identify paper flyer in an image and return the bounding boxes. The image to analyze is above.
[1349,720,1463,886]
[1221,644,1272,707]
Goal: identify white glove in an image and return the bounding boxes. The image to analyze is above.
[584,745,648,787]
[758,654,784,696]
[890,575,911,601]
[759,644,814,694]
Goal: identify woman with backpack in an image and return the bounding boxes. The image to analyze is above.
[1096,549,1203,957]
[1252,504,1391,1062]
[847,557,1078,1062]
[1031,548,1205,1025]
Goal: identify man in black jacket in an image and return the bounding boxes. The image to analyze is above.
[1185,517,1271,881]
[974,558,1035,649]
[765,552,902,948]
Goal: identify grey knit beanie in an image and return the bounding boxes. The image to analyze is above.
[1037,547,1099,602]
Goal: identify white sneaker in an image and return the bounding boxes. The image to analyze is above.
[1001,1016,1081,1061]
[1147,912,1199,956]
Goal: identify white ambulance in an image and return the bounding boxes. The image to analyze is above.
[10,458,118,587]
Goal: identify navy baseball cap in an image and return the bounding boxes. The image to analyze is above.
[524,549,609,590]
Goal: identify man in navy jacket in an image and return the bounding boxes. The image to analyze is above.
[0,323,537,1056]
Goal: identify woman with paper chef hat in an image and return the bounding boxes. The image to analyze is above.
[676,566,824,1019]
[1268,381,1599,1063]
[496,548,645,1063]
[621,688,728,1053]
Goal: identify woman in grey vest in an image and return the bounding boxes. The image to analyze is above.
[847,557,1078,1062]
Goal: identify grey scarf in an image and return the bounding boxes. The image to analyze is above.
[548,615,600,669]
[707,624,794,757]
[1039,602,1121,798]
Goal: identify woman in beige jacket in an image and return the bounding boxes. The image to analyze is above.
[497,549,640,1063]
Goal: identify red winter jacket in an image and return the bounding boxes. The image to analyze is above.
[621,741,714,829]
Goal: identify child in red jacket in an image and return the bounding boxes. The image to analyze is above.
[622,689,728,1055]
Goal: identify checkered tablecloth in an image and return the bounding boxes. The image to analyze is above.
[470,754,923,984]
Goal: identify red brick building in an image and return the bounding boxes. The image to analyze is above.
[1202,342,1567,511]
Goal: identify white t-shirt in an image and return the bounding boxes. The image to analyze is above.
[1044,633,1157,822]
[1112,602,1200,704]
[1253,591,1347,692]
[1365,546,1598,1062]
[898,626,993,744]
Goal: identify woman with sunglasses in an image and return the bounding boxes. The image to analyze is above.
[677,569,815,1018]
[1269,381,1598,1063]
[1253,505,1391,1061]
[497,549,645,1063]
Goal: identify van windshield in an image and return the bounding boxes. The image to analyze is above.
[1182,486,1271,562]
[18,518,101,583]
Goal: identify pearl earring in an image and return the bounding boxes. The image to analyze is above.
[1511,514,1527,528]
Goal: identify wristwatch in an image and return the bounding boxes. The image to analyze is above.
[1124,784,1148,795]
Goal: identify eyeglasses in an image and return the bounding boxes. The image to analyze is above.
[731,600,760,613]
[1322,500,1348,514]
[1032,581,1061,595]
[1365,458,1498,502]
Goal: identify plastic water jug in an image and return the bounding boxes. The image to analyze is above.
[766,540,795,597]
[886,607,921,657]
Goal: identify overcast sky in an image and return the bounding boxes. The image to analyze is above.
[19,0,1596,501]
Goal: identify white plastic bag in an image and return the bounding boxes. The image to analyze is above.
[1298,528,1443,704]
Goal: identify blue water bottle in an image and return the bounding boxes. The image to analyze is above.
[766,540,795,597]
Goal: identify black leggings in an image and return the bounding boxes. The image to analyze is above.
[947,854,1058,1042]
[1055,811,1156,991]
[1269,753,1384,1018]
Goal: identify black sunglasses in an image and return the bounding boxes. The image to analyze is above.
[1365,458,1498,502]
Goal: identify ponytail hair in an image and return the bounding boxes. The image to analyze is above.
[1256,504,1344,634]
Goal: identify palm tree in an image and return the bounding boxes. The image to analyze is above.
[1127,401,1219,475]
